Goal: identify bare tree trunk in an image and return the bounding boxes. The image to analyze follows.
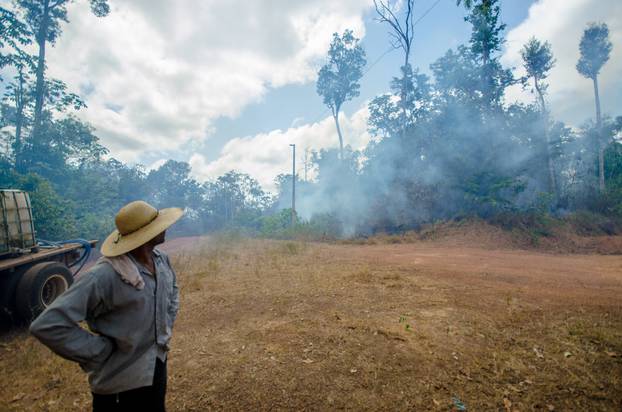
[402,39,409,133]
[32,0,51,143]
[592,76,605,192]
[400,62,409,141]
[534,78,557,200]
[333,111,344,160]
[14,70,25,170]
[404,42,410,69]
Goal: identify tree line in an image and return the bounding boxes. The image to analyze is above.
[0,0,620,241]
[0,1,286,241]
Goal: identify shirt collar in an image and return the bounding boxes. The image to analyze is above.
[126,251,159,277]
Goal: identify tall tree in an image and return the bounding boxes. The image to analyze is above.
[457,0,507,108]
[2,56,33,168]
[373,0,416,139]
[521,37,557,198]
[14,0,110,144]
[316,30,366,160]
[576,22,612,192]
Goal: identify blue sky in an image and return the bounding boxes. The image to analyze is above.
[205,0,536,162]
[4,0,620,190]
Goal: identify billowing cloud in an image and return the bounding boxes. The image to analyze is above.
[189,107,371,191]
[43,0,372,162]
[501,0,622,125]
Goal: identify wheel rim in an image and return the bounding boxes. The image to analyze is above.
[40,274,69,307]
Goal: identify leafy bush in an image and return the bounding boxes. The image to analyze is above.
[256,210,343,240]
[462,173,526,218]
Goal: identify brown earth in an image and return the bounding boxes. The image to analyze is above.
[1,234,621,411]
[347,218,622,255]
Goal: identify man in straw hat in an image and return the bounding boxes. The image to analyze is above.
[30,200,184,411]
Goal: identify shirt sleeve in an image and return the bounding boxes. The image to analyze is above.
[165,253,180,324]
[166,255,179,329]
[29,266,115,372]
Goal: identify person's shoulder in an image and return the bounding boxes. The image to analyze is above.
[79,258,118,285]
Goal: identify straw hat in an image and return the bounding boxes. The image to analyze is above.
[101,201,184,257]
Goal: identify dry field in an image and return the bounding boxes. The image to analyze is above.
[1,234,621,411]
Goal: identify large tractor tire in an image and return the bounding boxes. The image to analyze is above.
[16,262,73,321]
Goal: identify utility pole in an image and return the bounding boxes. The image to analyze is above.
[290,144,296,227]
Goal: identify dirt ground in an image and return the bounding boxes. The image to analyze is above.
[1,234,621,411]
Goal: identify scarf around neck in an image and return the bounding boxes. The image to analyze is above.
[98,254,146,290]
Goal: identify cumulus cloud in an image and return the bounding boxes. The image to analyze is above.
[42,0,372,162]
[189,107,371,192]
[501,0,622,125]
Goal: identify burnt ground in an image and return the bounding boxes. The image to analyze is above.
[0,234,621,411]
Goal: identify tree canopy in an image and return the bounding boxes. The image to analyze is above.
[577,23,612,80]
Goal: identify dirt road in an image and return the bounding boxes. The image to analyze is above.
[1,236,621,410]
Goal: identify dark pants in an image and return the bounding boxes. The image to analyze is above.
[92,358,167,412]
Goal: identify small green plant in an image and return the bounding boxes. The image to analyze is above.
[399,315,414,332]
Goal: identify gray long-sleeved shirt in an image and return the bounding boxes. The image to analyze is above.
[29,249,179,394]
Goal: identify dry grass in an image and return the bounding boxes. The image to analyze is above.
[1,235,621,411]
[343,217,622,255]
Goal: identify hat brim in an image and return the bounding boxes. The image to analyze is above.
[100,207,184,257]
